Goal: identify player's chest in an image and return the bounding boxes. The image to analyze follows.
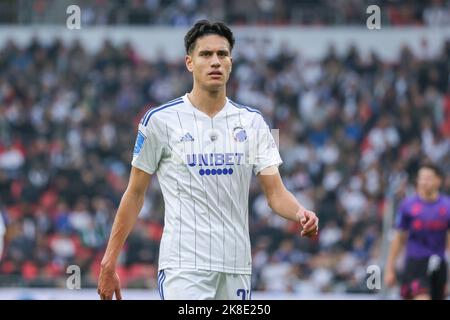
[409,205,449,231]
[161,114,254,175]
[162,114,251,154]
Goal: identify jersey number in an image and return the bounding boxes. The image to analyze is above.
[236,289,250,300]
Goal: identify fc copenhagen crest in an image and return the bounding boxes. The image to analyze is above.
[232,126,247,142]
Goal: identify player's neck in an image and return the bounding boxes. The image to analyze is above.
[417,190,439,202]
[188,87,226,118]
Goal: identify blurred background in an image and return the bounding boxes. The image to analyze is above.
[0,0,450,299]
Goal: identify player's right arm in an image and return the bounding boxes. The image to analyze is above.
[384,230,408,287]
[97,166,152,300]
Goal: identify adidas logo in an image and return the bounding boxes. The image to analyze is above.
[180,132,195,142]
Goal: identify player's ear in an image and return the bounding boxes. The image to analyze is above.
[185,55,193,73]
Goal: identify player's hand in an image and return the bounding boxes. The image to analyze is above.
[298,210,319,237]
[97,265,122,300]
[384,268,396,288]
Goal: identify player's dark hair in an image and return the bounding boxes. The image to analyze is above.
[184,20,235,54]
[419,163,443,179]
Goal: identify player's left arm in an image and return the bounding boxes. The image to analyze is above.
[258,166,318,237]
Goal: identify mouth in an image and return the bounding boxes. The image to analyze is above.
[208,71,222,77]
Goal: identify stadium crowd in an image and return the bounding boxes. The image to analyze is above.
[2,0,450,27]
[0,34,449,294]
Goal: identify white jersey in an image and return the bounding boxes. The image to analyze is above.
[131,94,282,275]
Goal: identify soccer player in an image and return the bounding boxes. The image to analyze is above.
[384,163,450,300]
[97,20,319,300]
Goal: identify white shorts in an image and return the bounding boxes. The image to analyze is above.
[158,268,251,300]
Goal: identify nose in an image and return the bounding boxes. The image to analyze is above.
[211,53,221,67]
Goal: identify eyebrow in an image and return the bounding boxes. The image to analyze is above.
[198,49,230,55]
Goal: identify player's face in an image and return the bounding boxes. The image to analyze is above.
[417,168,441,195]
[185,35,232,91]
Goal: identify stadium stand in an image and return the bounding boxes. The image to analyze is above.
[0,30,449,295]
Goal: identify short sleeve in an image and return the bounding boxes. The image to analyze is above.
[251,115,283,175]
[131,119,164,175]
[395,200,410,231]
